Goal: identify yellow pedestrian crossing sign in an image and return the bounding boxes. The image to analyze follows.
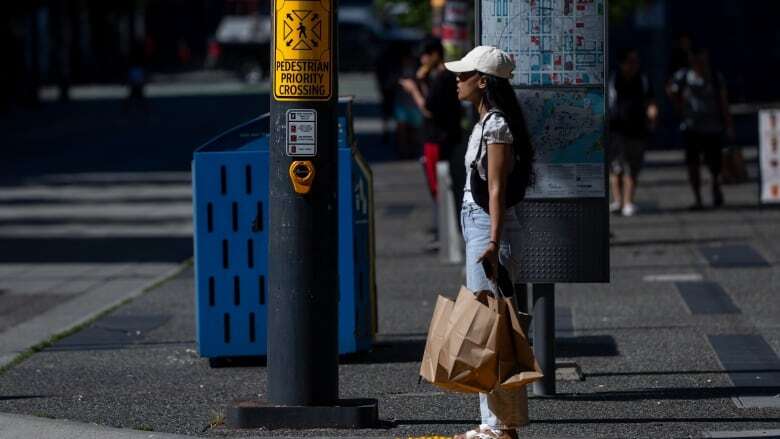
[274,0,332,101]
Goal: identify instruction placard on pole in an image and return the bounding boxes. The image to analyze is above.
[286,109,317,156]
[274,0,332,101]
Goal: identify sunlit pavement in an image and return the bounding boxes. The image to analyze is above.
[0,73,779,438]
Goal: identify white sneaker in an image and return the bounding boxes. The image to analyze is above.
[609,201,622,213]
[621,203,638,216]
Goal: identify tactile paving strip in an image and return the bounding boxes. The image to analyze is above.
[676,281,741,315]
[699,244,770,268]
[709,334,780,409]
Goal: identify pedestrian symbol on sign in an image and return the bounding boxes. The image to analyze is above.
[283,10,322,51]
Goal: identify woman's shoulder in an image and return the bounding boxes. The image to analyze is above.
[484,111,510,128]
[483,111,513,142]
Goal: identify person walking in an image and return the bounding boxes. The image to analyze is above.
[444,45,535,439]
[607,48,657,216]
[668,48,734,209]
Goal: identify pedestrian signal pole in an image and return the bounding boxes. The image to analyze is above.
[268,0,339,407]
[227,0,377,428]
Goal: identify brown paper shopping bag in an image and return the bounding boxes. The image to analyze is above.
[490,294,543,389]
[420,286,502,393]
[419,294,454,385]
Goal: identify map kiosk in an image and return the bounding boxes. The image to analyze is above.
[477,0,609,395]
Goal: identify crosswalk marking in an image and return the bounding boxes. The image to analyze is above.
[0,172,192,238]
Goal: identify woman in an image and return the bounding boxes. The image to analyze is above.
[444,46,535,439]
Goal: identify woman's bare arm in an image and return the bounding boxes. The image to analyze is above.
[477,141,511,279]
[487,142,511,243]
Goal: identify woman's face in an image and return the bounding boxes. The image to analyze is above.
[455,71,484,103]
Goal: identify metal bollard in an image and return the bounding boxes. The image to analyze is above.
[436,161,464,264]
[532,283,556,396]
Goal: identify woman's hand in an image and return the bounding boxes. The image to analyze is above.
[477,241,499,281]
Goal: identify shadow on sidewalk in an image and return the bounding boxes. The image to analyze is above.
[609,236,747,248]
[396,414,780,425]
[551,386,780,401]
[624,202,776,215]
[342,338,426,364]
[587,369,780,378]
[0,395,52,401]
[557,336,619,357]
[0,237,192,263]
[531,416,780,424]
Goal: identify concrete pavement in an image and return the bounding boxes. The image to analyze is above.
[2,72,779,438]
[0,169,195,369]
[0,152,779,438]
[0,413,194,439]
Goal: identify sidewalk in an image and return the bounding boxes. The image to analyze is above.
[0,413,192,439]
[0,154,779,438]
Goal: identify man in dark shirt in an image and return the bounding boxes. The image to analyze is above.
[608,48,657,216]
[399,37,462,200]
[668,48,733,209]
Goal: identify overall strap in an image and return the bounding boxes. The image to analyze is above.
[471,110,502,169]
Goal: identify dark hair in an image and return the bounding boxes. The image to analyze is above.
[691,47,709,57]
[617,47,637,64]
[481,74,535,190]
[420,37,444,57]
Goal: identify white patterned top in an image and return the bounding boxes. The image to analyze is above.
[463,111,514,203]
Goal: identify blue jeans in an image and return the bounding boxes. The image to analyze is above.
[460,201,529,430]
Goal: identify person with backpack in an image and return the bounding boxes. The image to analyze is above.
[668,48,734,209]
[444,45,535,439]
[607,48,658,216]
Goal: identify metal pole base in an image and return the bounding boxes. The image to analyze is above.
[532,283,556,397]
[226,398,379,429]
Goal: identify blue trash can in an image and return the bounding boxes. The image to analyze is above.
[193,99,375,361]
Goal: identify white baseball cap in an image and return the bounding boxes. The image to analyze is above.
[444,46,515,79]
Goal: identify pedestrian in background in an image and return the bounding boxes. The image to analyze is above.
[445,45,535,439]
[123,41,149,115]
[668,48,734,209]
[399,37,462,246]
[607,48,657,216]
[394,52,423,159]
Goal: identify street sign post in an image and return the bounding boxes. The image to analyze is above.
[226,0,378,428]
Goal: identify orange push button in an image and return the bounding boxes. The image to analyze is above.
[289,161,315,194]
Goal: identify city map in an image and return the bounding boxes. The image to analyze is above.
[516,89,605,198]
[481,0,604,86]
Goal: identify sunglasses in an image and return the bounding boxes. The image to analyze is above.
[456,71,479,81]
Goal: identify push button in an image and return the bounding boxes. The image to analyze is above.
[289,160,315,194]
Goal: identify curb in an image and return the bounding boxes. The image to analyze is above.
[0,261,191,372]
[0,412,195,439]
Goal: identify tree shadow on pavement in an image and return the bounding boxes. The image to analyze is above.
[557,335,619,358]
[0,395,53,401]
[550,386,780,401]
[609,236,748,248]
[393,419,478,426]
[1,94,269,181]
[341,338,426,364]
[587,369,780,378]
[396,415,780,426]
[0,237,192,263]
[632,202,775,215]
[532,416,780,424]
